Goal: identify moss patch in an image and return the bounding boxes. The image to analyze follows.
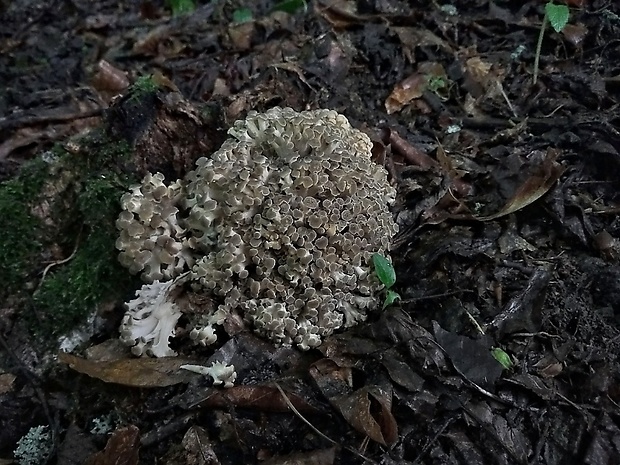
[0,157,50,299]
[3,134,139,342]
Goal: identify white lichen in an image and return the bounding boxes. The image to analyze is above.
[14,425,53,465]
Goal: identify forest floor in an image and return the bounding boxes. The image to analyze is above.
[1,0,620,464]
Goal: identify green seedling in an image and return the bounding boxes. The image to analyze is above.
[166,0,195,16]
[491,347,514,370]
[272,0,307,14]
[533,2,570,84]
[232,8,253,24]
[372,253,401,309]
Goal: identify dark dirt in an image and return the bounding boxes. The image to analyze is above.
[1,0,620,464]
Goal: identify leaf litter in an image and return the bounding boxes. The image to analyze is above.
[1,0,620,464]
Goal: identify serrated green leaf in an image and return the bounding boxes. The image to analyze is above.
[372,253,396,288]
[545,2,570,33]
[272,0,307,14]
[382,290,401,309]
[232,8,253,23]
[491,348,513,370]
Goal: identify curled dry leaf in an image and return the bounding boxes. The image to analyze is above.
[385,62,447,114]
[478,149,565,221]
[309,358,398,445]
[332,385,398,446]
[91,60,130,93]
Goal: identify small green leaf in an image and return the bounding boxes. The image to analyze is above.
[232,8,253,23]
[272,0,307,14]
[545,2,570,33]
[166,0,195,16]
[372,253,396,288]
[491,348,513,370]
[382,290,401,309]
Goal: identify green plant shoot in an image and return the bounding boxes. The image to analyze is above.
[272,0,307,14]
[533,2,570,84]
[383,290,401,309]
[492,348,514,370]
[372,253,401,309]
[166,0,195,17]
[372,253,396,288]
[232,8,253,23]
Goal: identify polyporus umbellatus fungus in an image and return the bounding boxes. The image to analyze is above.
[117,107,398,356]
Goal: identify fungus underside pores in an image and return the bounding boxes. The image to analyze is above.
[116,107,399,362]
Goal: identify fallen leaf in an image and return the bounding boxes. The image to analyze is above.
[58,352,198,387]
[385,73,427,114]
[91,60,130,93]
[478,149,565,220]
[433,323,504,390]
[332,385,398,446]
[193,385,320,413]
[309,359,397,445]
[181,426,221,465]
[85,426,140,465]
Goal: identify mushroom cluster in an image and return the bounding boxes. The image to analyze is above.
[117,107,398,356]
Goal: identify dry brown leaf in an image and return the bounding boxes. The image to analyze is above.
[478,149,565,221]
[227,22,255,50]
[385,73,426,115]
[0,373,16,395]
[85,426,140,465]
[562,23,588,46]
[385,62,447,114]
[314,0,365,28]
[308,358,398,445]
[391,27,453,63]
[91,60,130,93]
[196,385,320,413]
[465,56,492,86]
[58,352,198,387]
[332,385,398,446]
[181,426,221,465]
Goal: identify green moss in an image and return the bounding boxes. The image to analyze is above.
[0,158,50,298]
[31,224,133,338]
[4,133,139,341]
[28,149,137,338]
[128,75,160,101]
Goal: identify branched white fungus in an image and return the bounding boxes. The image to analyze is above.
[119,277,185,357]
[117,107,398,354]
[180,362,237,388]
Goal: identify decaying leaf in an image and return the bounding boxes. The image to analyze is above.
[332,385,398,446]
[478,148,565,220]
[58,352,198,387]
[309,358,398,445]
[433,323,504,390]
[181,426,221,465]
[385,62,448,114]
[192,385,320,414]
[85,426,140,465]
